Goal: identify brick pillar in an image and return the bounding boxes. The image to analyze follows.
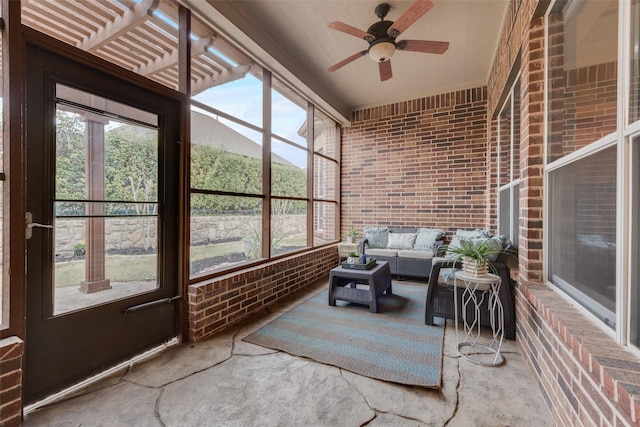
[80,116,111,293]
[518,16,545,282]
[546,11,566,163]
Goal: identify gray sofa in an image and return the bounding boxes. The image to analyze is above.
[358,226,444,280]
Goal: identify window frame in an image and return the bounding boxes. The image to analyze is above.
[497,74,522,247]
[187,62,340,281]
[542,0,640,350]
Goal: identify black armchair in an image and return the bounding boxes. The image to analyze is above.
[424,252,517,341]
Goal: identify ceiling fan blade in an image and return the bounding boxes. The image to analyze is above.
[328,50,367,72]
[379,60,392,81]
[329,21,373,40]
[387,0,434,38]
[397,40,449,54]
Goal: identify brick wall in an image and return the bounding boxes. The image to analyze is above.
[187,246,338,341]
[341,88,490,238]
[517,281,638,426]
[561,62,617,155]
[0,337,23,427]
[487,0,640,425]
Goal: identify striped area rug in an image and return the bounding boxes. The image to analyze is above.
[243,282,444,389]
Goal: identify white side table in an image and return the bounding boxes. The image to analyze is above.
[453,271,504,366]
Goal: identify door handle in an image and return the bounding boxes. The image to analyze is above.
[26,211,54,239]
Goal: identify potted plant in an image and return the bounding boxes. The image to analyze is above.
[73,242,86,257]
[344,229,360,244]
[347,251,359,264]
[445,239,508,277]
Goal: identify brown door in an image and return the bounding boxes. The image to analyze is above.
[25,44,181,404]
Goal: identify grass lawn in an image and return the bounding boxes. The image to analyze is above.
[55,234,307,288]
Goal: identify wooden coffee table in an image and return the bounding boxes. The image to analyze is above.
[328,261,392,313]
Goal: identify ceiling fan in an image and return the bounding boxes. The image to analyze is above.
[327,0,449,81]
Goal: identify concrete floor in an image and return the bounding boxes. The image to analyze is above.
[23,279,554,427]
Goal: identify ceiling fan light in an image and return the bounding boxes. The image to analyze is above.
[368,40,395,63]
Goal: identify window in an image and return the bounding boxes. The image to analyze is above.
[547,0,618,164]
[188,17,339,278]
[630,135,640,346]
[270,79,309,257]
[548,146,617,325]
[189,66,266,277]
[53,86,161,314]
[545,0,618,327]
[313,108,339,246]
[497,76,521,247]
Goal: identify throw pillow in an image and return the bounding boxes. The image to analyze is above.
[471,236,502,262]
[363,226,389,249]
[455,228,492,239]
[443,235,470,260]
[414,228,445,251]
[387,232,417,249]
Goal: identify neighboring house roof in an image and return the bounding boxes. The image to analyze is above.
[112,110,295,166]
[191,111,294,166]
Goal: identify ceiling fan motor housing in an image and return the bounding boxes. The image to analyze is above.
[367,20,396,62]
[374,3,391,19]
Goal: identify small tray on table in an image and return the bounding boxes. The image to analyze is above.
[341,258,377,270]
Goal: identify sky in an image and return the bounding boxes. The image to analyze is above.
[192,75,309,169]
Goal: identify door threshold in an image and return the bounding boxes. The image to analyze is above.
[24,337,179,415]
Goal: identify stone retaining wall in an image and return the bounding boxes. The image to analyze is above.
[54,215,306,259]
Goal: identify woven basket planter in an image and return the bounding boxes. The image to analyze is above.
[462,256,490,277]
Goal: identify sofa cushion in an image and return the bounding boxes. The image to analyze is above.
[469,235,505,262]
[455,229,491,239]
[443,236,468,260]
[414,228,445,251]
[363,226,389,249]
[386,232,417,249]
[366,248,398,257]
[444,229,491,260]
[397,249,434,259]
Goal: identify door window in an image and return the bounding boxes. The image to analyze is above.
[53,84,160,315]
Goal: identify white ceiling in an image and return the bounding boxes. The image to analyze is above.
[187,0,509,121]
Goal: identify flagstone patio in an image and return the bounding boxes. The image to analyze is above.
[23,279,553,426]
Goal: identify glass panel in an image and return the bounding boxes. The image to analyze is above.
[314,109,338,159]
[190,194,263,277]
[631,135,640,346]
[631,0,640,124]
[314,155,337,200]
[499,188,510,238]
[314,202,337,246]
[271,199,307,256]
[54,96,160,314]
[22,1,181,90]
[190,14,259,100]
[272,139,307,198]
[191,109,263,194]
[54,217,158,315]
[513,79,521,181]
[272,79,307,147]
[512,183,520,247]
[548,146,617,326]
[547,0,618,163]
[498,95,511,187]
[192,72,264,128]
